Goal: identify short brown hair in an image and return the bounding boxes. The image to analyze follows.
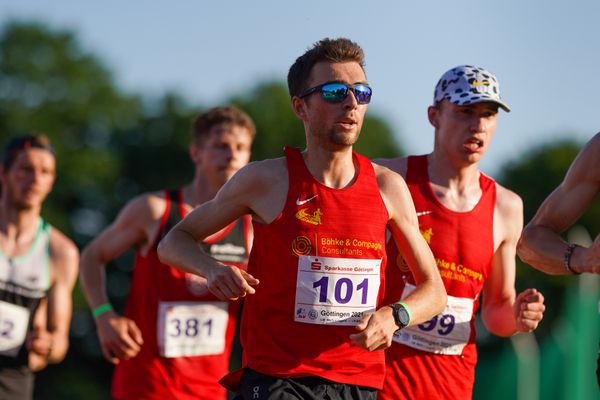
[2,133,55,170]
[287,38,366,98]
[191,106,256,145]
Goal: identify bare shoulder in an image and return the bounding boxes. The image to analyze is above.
[48,227,79,264]
[373,162,407,192]
[494,182,523,220]
[203,157,288,225]
[584,131,600,157]
[92,191,168,239]
[84,190,168,253]
[238,157,287,182]
[222,157,288,197]
[589,131,600,145]
[566,132,600,183]
[372,162,414,220]
[119,191,168,223]
[373,156,408,177]
[48,227,79,285]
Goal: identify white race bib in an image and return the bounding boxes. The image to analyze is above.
[0,301,30,357]
[392,283,474,355]
[294,255,381,326]
[157,301,228,358]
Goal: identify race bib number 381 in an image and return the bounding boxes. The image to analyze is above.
[157,301,228,358]
[294,255,381,326]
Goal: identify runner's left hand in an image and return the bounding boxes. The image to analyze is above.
[514,288,545,332]
[350,306,397,351]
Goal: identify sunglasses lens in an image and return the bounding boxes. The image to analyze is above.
[353,84,372,104]
[320,83,349,103]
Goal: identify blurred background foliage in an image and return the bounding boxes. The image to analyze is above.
[0,21,597,399]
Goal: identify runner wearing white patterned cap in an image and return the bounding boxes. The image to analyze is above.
[377,65,545,399]
[434,64,510,112]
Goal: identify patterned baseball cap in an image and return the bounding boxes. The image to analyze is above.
[433,65,510,112]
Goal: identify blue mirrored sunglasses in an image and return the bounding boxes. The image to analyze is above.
[299,82,372,104]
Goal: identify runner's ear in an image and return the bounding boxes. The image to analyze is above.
[189,142,202,165]
[427,105,439,129]
[291,96,308,121]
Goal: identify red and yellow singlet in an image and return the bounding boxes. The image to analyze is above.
[238,147,389,389]
[380,155,496,400]
[112,189,251,400]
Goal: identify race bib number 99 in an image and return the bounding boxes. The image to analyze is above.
[392,283,474,355]
[294,255,381,326]
[158,302,228,358]
[0,301,30,357]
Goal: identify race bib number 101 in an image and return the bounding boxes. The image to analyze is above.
[294,255,381,326]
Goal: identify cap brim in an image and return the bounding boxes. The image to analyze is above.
[494,100,510,113]
[469,98,511,113]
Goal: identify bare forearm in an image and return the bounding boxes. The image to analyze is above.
[399,277,447,326]
[79,251,111,308]
[157,228,218,277]
[158,228,260,301]
[46,292,74,363]
[518,225,570,275]
[482,301,518,337]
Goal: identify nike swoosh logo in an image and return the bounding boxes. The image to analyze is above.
[416,211,433,217]
[296,195,318,206]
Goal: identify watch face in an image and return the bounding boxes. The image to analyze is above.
[397,306,410,326]
[394,304,410,328]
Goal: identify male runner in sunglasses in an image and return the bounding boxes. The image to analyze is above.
[517,132,600,388]
[376,65,546,400]
[79,106,255,400]
[0,134,79,399]
[158,37,446,400]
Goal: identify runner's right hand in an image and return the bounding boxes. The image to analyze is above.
[95,311,144,364]
[206,264,259,301]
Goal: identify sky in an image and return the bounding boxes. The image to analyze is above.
[1,0,599,176]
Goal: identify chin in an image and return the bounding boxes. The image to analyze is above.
[330,132,359,147]
[14,201,38,212]
[464,152,484,164]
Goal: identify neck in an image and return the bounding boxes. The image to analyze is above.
[426,152,483,212]
[0,201,41,250]
[182,172,223,208]
[427,152,481,191]
[303,146,356,189]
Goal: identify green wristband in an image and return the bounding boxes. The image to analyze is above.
[92,303,113,318]
[397,301,413,325]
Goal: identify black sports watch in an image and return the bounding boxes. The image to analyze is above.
[388,302,411,333]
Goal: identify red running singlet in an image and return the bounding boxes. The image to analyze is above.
[379,155,496,400]
[235,147,390,389]
[112,189,251,400]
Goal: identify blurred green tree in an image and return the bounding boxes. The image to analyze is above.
[0,21,143,244]
[499,139,598,235]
